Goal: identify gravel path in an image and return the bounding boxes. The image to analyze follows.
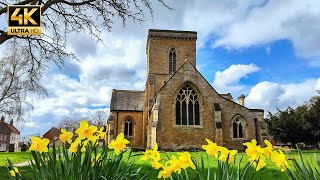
[14,161,32,167]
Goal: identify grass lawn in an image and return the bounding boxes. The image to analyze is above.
[133,150,320,180]
[0,151,32,166]
[0,151,32,179]
[0,150,319,179]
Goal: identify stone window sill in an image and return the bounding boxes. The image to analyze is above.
[173,125,203,129]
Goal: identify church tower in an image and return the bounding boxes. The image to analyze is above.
[145,29,197,108]
[143,29,197,147]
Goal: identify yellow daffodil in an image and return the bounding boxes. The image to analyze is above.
[68,141,79,153]
[75,120,98,139]
[59,128,73,144]
[218,147,237,163]
[88,135,99,144]
[9,167,19,177]
[243,139,264,161]
[68,138,87,153]
[202,138,219,157]
[150,143,161,161]
[108,133,129,154]
[151,160,163,169]
[141,149,152,161]
[271,150,288,172]
[141,144,160,161]
[252,155,267,171]
[29,136,49,153]
[263,139,273,158]
[97,127,106,139]
[158,165,173,179]
[168,156,181,173]
[178,152,196,169]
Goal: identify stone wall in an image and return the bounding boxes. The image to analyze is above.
[155,61,266,150]
[109,111,144,147]
[146,30,197,97]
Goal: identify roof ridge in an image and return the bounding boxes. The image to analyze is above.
[113,89,144,92]
[6,123,20,134]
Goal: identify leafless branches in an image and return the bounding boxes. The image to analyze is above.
[0,0,171,80]
[0,38,47,118]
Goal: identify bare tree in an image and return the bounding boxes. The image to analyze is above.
[58,111,107,131]
[58,116,81,132]
[0,0,171,83]
[0,39,46,119]
[91,110,107,128]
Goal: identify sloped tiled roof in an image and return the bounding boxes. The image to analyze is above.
[43,127,60,140]
[7,124,20,134]
[110,90,144,111]
[219,93,234,101]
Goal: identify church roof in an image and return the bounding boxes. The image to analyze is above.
[219,93,234,101]
[110,90,144,111]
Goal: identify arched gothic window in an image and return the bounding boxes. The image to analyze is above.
[124,120,133,137]
[176,84,200,125]
[233,118,244,138]
[169,48,176,74]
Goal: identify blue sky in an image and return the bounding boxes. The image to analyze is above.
[199,39,320,84]
[1,0,320,137]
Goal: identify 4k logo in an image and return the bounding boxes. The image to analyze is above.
[8,5,42,35]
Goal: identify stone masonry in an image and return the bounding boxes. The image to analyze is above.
[107,29,268,150]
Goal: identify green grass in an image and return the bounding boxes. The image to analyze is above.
[0,150,319,180]
[0,151,32,179]
[0,151,32,166]
[130,151,320,180]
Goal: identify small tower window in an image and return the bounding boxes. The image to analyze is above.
[124,120,133,137]
[169,48,176,74]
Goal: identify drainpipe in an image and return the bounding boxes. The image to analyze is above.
[254,118,259,145]
[116,112,119,135]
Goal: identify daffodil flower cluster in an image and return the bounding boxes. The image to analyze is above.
[29,120,106,154]
[243,139,288,171]
[202,138,238,163]
[141,143,196,179]
[66,120,106,153]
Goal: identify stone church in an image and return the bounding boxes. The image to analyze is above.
[106,29,268,150]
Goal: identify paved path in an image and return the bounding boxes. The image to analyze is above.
[14,161,32,167]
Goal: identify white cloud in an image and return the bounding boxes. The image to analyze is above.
[24,121,40,128]
[246,78,320,112]
[213,63,260,93]
[210,0,320,63]
[19,32,147,136]
[181,0,320,64]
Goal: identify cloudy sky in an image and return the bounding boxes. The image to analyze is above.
[2,0,320,137]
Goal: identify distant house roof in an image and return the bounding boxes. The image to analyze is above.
[43,127,60,141]
[7,124,20,134]
[110,90,144,111]
[0,116,20,134]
